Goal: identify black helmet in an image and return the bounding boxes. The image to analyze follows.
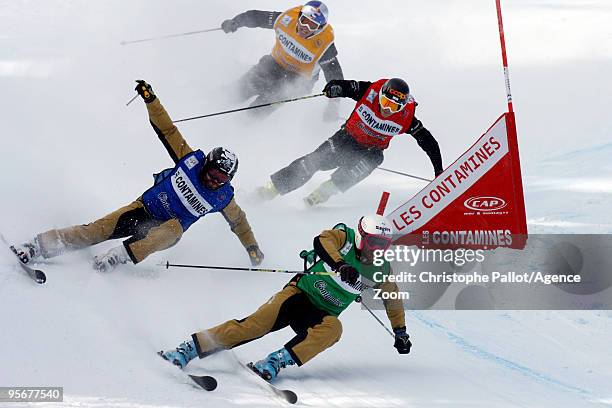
[201,147,238,189]
[379,78,410,113]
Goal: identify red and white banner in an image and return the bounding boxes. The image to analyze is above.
[389,112,527,249]
[387,1,526,250]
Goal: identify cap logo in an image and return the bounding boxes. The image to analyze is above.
[308,6,322,17]
[376,225,392,234]
[388,88,406,100]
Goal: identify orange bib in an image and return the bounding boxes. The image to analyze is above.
[271,6,335,78]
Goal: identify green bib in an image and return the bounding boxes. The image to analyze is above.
[297,223,390,316]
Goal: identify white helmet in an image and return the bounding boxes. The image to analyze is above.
[355,214,393,251]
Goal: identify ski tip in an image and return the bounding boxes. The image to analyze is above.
[35,270,46,284]
[189,374,217,391]
[282,390,298,404]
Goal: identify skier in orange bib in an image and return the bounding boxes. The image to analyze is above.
[221,1,344,120]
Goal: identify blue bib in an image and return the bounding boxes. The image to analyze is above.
[142,150,234,231]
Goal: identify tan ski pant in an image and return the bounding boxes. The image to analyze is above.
[192,285,342,365]
[37,199,183,263]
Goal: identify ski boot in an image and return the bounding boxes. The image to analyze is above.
[159,339,198,369]
[11,238,42,264]
[249,347,295,381]
[303,180,339,207]
[251,181,280,203]
[93,245,129,273]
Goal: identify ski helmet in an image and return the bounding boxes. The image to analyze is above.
[298,1,329,34]
[355,214,393,252]
[379,78,410,114]
[201,147,238,189]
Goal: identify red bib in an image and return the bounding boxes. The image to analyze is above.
[345,79,416,149]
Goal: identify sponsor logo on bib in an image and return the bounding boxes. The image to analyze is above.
[356,104,403,136]
[314,280,344,307]
[280,15,292,27]
[366,89,377,103]
[184,156,199,170]
[275,28,314,63]
[157,192,176,218]
[171,168,213,217]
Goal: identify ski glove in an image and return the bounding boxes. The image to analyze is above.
[221,19,239,33]
[336,261,359,285]
[135,80,156,103]
[323,80,344,98]
[247,245,264,266]
[393,327,412,354]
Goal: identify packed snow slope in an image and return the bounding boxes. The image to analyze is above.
[1,1,611,407]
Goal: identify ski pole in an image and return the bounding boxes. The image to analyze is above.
[356,296,395,338]
[125,94,139,107]
[164,261,335,276]
[376,167,432,182]
[173,93,325,123]
[120,27,223,45]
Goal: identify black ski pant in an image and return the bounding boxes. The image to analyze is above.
[270,128,385,194]
[237,55,315,116]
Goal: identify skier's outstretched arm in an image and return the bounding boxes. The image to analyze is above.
[135,80,193,164]
[221,10,282,33]
[221,197,264,266]
[408,118,443,176]
[322,80,372,101]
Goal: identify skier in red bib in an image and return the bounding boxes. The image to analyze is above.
[254,78,444,205]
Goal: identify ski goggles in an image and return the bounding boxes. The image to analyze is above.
[358,225,393,251]
[204,167,230,187]
[363,234,393,251]
[379,93,407,113]
[298,14,321,32]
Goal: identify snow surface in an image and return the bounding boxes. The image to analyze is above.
[1,1,611,407]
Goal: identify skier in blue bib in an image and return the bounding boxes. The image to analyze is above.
[12,80,264,272]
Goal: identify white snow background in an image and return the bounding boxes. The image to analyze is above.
[1,0,611,407]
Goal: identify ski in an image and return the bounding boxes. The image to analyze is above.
[0,234,46,284]
[8,245,46,284]
[187,374,218,391]
[240,360,298,404]
[157,351,217,391]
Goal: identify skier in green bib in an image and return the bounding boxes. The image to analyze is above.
[159,214,412,381]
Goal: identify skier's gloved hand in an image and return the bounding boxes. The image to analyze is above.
[247,245,264,266]
[323,80,344,98]
[393,327,412,354]
[135,80,156,103]
[336,261,359,285]
[221,19,239,33]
